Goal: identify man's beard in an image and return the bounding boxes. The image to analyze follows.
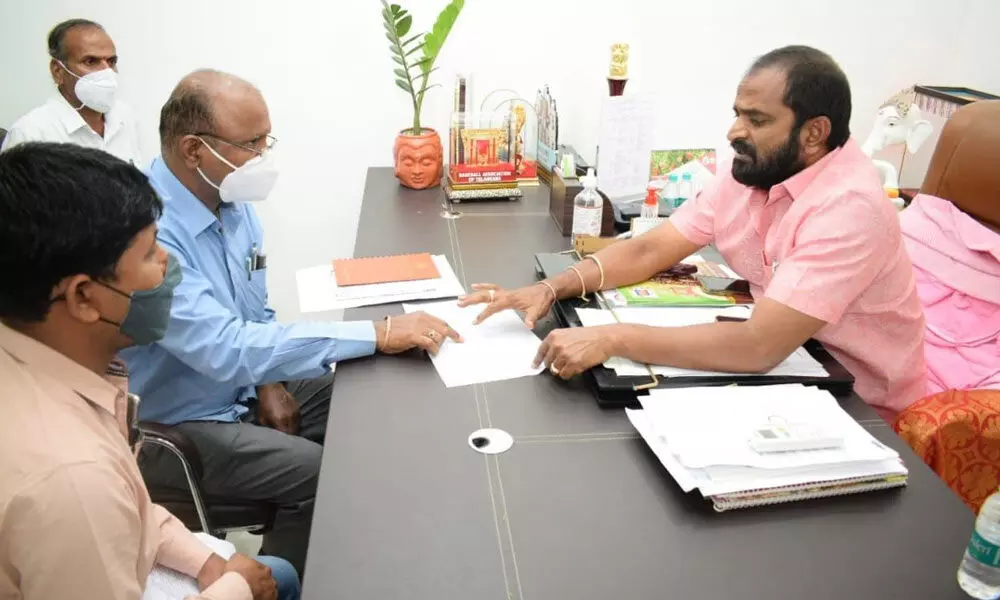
[730,128,806,189]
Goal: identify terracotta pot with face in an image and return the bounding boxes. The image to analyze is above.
[394,129,443,190]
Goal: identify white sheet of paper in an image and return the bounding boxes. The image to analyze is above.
[296,254,465,313]
[402,300,544,387]
[640,385,895,470]
[575,307,827,379]
[628,385,908,497]
[597,94,656,199]
[142,534,235,600]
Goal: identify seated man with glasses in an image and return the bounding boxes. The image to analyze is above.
[121,69,459,576]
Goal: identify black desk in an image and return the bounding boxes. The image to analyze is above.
[303,168,973,599]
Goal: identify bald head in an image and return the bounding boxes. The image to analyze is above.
[158,69,265,150]
[157,69,273,212]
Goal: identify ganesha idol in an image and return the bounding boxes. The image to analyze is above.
[394,129,444,190]
[861,88,933,192]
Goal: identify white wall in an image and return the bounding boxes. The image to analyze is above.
[2,0,998,322]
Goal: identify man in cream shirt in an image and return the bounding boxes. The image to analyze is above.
[0,143,299,599]
[1,19,142,165]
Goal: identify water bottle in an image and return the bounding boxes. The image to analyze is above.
[958,489,1000,598]
[664,174,680,211]
[677,172,694,208]
[571,168,602,244]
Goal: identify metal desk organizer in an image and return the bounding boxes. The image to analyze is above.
[534,252,856,407]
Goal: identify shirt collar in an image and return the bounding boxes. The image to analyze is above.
[149,157,219,236]
[47,93,124,138]
[767,138,856,203]
[0,322,121,417]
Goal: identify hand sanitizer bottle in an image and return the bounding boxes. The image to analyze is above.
[571,168,602,244]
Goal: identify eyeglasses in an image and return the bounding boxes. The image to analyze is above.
[194,132,278,156]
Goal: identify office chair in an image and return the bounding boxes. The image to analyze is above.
[893,100,1000,514]
[128,394,277,536]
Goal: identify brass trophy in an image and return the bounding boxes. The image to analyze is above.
[608,43,629,96]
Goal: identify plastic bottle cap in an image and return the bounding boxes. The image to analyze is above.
[644,187,658,205]
[668,174,679,182]
[885,188,899,198]
[580,168,598,189]
[682,172,692,181]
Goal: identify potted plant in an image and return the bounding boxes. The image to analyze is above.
[382,0,464,189]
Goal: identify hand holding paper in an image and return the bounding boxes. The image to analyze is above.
[533,325,618,380]
[458,282,556,328]
[377,311,463,355]
[403,300,545,387]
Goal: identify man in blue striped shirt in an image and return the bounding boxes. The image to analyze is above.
[122,70,458,576]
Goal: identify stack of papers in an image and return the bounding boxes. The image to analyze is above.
[143,533,235,600]
[575,306,829,379]
[296,254,465,312]
[402,300,544,387]
[627,385,907,511]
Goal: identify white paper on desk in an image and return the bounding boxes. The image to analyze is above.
[639,385,897,470]
[575,306,825,378]
[402,300,545,387]
[597,94,656,199]
[628,385,908,497]
[625,408,701,492]
[142,533,235,600]
[296,254,465,313]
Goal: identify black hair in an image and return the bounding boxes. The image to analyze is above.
[47,18,104,62]
[0,143,163,322]
[159,73,217,149]
[749,45,852,150]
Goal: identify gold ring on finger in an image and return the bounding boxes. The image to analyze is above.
[550,365,560,375]
[426,330,438,341]
[488,289,496,303]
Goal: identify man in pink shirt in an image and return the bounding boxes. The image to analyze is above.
[0,143,297,599]
[461,45,926,421]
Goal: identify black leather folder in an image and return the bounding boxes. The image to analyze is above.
[535,252,856,408]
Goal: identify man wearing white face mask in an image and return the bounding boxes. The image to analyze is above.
[1,19,142,165]
[121,70,460,576]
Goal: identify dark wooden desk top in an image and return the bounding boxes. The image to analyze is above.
[302,167,973,599]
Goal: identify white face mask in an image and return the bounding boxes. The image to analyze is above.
[58,61,117,114]
[196,138,280,203]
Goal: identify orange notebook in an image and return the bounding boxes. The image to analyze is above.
[333,253,440,287]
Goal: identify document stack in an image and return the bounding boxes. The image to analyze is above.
[627,384,907,511]
[295,254,465,313]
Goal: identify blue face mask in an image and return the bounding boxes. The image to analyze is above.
[94,254,182,346]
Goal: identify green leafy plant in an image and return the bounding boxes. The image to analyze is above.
[382,0,464,134]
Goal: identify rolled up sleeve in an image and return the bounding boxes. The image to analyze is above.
[765,194,891,324]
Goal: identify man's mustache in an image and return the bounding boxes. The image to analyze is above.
[731,139,756,160]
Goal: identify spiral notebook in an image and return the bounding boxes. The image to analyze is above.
[333,252,440,287]
[627,385,908,511]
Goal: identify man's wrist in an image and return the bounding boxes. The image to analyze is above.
[605,324,630,357]
[197,553,227,591]
[373,320,386,352]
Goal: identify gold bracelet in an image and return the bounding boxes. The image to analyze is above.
[585,255,606,290]
[568,265,588,300]
[538,280,558,301]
